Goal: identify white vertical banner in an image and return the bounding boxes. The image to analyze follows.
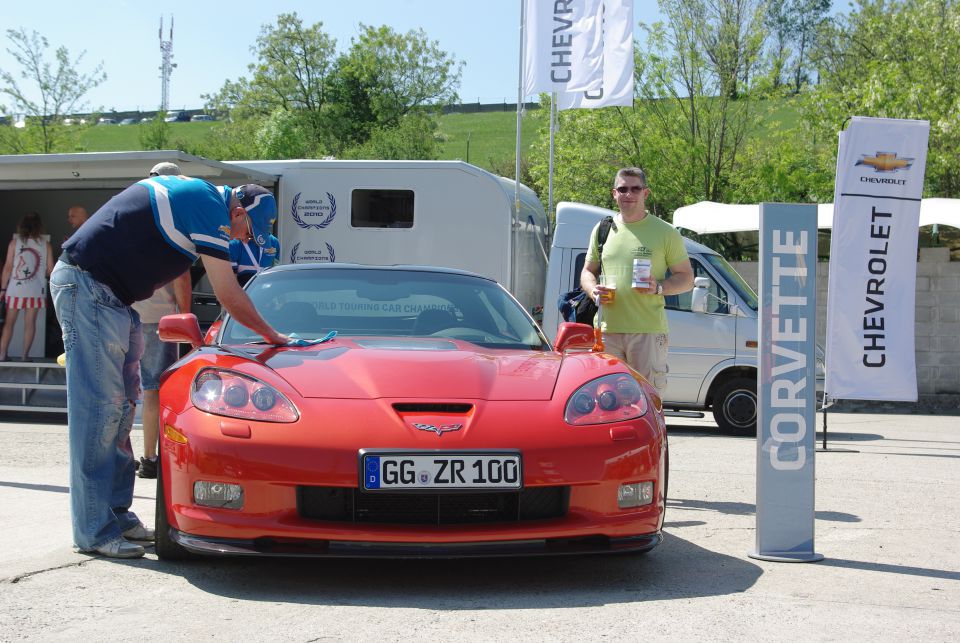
[523,0,604,95]
[558,0,634,110]
[824,117,930,402]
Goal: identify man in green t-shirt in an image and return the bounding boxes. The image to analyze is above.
[580,168,693,393]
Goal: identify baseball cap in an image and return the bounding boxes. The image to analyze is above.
[233,184,277,246]
[149,161,182,176]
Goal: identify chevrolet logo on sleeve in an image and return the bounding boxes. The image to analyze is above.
[856,151,914,173]
[412,422,463,436]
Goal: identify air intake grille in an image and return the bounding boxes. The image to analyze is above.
[298,486,568,525]
[392,403,473,413]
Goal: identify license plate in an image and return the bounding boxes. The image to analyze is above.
[361,452,522,491]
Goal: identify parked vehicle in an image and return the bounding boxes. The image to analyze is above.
[119,118,139,125]
[190,114,215,122]
[97,118,116,125]
[154,263,667,559]
[164,111,190,123]
[232,159,549,315]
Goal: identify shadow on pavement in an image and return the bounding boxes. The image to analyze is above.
[667,497,861,523]
[815,557,960,582]
[138,532,763,607]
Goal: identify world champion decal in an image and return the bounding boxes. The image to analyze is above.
[289,241,336,264]
[290,192,337,229]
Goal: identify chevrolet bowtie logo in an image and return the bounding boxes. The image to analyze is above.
[856,151,913,173]
[412,422,463,436]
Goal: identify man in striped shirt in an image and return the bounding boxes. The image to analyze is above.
[52,176,288,559]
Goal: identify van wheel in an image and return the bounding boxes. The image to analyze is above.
[712,376,757,436]
[156,460,191,560]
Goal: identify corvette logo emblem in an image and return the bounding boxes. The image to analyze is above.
[412,422,463,436]
[856,151,913,173]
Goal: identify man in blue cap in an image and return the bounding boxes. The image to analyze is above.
[226,185,281,285]
[51,175,288,559]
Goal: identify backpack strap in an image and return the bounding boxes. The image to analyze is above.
[596,215,616,271]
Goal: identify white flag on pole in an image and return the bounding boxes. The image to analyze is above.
[824,116,930,402]
[558,0,634,110]
[523,0,604,95]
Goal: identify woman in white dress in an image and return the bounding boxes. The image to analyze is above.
[0,212,55,361]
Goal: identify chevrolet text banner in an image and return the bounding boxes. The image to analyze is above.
[825,117,930,402]
[752,203,822,563]
[557,0,634,110]
[523,0,604,95]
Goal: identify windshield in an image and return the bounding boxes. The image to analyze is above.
[221,267,550,350]
[704,254,758,311]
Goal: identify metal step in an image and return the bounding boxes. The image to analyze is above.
[0,360,67,414]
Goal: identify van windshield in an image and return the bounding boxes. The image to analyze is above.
[704,254,758,311]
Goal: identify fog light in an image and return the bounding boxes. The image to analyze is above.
[193,481,244,509]
[618,482,654,508]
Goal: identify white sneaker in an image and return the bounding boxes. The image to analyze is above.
[122,523,156,543]
[79,537,144,559]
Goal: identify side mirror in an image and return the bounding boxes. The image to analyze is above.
[690,277,711,314]
[554,322,596,352]
[158,313,203,349]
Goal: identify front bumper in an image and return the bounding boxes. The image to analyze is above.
[171,529,662,558]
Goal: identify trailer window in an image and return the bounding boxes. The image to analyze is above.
[351,189,414,228]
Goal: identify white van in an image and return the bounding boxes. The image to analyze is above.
[542,201,822,436]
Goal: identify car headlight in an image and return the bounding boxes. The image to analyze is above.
[564,373,649,425]
[191,368,299,422]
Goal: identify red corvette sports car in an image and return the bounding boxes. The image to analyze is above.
[155,264,667,559]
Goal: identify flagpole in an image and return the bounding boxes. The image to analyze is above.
[515,0,525,217]
[548,92,556,223]
[514,0,525,297]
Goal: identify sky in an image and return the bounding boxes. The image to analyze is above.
[0,0,666,115]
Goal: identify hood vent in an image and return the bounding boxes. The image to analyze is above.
[393,403,473,414]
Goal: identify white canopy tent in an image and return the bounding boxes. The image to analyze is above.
[672,199,960,234]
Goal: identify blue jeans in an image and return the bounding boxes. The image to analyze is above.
[50,261,144,550]
[140,323,178,390]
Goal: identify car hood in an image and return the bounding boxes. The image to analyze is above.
[236,338,563,401]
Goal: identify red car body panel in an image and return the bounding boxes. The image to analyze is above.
[158,295,667,558]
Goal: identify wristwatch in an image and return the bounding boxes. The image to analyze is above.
[655,283,663,295]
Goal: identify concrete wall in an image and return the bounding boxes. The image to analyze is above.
[731,248,960,397]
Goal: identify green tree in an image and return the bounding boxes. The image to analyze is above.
[321,24,463,156]
[534,0,767,211]
[807,0,960,196]
[340,111,441,160]
[202,12,336,158]
[765,0,832,93]
[0,28,105,153]
[339,24,463,127]
[138,113,172,150]
[201,16,461,161]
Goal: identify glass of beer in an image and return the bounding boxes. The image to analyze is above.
[599,273,617,304]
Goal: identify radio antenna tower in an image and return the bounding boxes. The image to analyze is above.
[159,15,176,112]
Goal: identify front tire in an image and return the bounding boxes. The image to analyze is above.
[712,376,757,436]
[155,459,191,560]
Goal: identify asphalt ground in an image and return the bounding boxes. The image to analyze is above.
[0,410,957,641]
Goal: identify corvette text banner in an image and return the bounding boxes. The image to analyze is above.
[751,203,821,563]
[557,0,634,110]
[523,0,604,95]
[825,117,930,402]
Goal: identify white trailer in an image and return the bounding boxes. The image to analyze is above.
[231,159,549,313]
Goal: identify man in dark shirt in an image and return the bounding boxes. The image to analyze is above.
[51,175,288,558]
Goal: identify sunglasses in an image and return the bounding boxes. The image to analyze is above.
[615,185,647,194]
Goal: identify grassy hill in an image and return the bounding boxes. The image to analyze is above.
[69,110,542,173]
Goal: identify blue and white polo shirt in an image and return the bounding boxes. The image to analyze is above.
[229,236,280,277]
[63,175,231,305]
